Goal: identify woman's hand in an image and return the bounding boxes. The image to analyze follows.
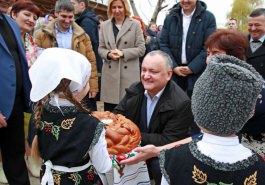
[108,49,124,60]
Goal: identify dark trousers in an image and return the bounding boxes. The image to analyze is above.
[171,74,200,135]
[171,73,193,97]
[146,157,162,185]
[82,97,97,111]
[0,98,30,185]
[104,102,117,112]
[27,114,35,147]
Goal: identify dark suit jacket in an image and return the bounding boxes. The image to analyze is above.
[114,80,193,146]
[247,39,265,79]
[0,14,31,119]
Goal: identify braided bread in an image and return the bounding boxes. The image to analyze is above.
[92,111,141,155]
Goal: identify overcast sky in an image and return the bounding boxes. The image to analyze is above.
[99,0,265,28]
[134,0,234,28]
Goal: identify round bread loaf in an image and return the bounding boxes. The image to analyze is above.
[92,111,141,155]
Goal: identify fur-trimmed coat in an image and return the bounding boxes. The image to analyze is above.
[35,20,98,93]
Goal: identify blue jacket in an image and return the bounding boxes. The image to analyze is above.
[160,1,216,91]
[0,14,31,119]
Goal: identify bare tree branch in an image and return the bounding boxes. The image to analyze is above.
[129,0,140,17]
[160,4,168,11]
[151,0,165,23]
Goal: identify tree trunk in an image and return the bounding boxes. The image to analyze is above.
[151,0,165,23]
[129,0,140,17]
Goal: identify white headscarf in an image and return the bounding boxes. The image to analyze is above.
[29,48,91,103]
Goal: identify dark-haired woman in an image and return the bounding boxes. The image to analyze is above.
[10,0,41,177]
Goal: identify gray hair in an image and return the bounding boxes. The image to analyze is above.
[55,0,74,12]
[146,50,173,71]
[249,8,265,18]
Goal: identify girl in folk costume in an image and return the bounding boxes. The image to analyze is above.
[29,48,112,185]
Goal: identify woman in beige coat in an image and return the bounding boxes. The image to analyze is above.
[98,0,145,111]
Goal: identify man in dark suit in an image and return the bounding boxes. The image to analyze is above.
[0,0,31,184]
[247,8,265,79]
[114,50,193,184]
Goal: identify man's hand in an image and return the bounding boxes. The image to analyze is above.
[119,145,161,165]
[173,67,187,77]
[89,92,97,98]
[119,137,193,165]
[180,66,193,75]
[0,113,7,128]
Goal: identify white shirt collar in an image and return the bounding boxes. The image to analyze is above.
[144,87,165,100]
[55,22,73,34]
[197,133,252,163]
[250,34,265,43]
[201,132,239,146]
[181,7,196,17]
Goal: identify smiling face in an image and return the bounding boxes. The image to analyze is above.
[179,0,197,15]
[248,15,265,41]
[11,10,38,33]
[56,9,74,32]
[149,23,157,32]
[111,0,125,22]
[0,0,15,13]
[141,54,172,98]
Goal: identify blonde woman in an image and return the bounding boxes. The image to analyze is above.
[98,0,145,111]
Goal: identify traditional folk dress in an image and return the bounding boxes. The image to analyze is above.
[159,133,265,185]
[38,102,112,185]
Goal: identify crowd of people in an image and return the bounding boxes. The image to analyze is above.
[0,0,265,185]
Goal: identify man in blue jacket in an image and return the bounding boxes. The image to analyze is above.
[0,0,31,184]
[160,0,216,98]
[71,0,102,110]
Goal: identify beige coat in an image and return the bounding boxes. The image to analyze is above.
[35,20,98,93]
[99,18,145,104]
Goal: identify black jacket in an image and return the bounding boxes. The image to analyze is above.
[75,9,102,72]
[247,38,265,79]
[113,81,193,146]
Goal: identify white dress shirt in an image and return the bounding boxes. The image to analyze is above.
[181,8,196,64]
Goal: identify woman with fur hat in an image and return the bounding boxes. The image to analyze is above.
[29,48,112,185]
